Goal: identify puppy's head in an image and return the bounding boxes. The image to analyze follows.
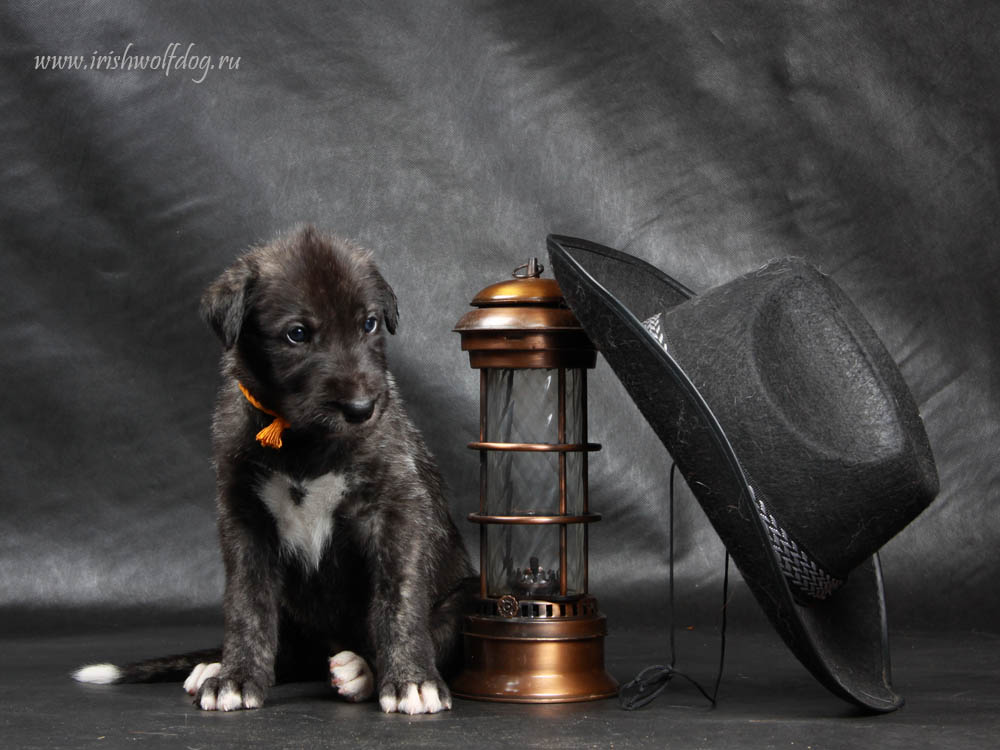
[201,226,399,433]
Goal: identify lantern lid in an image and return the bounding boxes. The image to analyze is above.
[470,259,565,308]
[454,258,597,369]
[454,258,583,333]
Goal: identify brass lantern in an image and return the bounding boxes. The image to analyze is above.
[451,258,618,703]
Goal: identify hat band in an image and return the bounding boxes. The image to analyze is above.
[642,313,844,604]
[750,487,843,603]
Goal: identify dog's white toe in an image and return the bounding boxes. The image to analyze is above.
[217,685,244,712]
[330,651,374,702]
[199,688,218,711]
[397,683,423,715]
[418,682,444,713]
[183,663,206,694]
[379,691,398,713]
[242,692,262,709]
[184,662,221,695]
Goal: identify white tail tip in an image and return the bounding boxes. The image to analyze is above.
[73,663,122,684]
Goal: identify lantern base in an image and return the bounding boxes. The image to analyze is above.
[451,611,618,703]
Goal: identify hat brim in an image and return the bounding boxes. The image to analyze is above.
[547,235,901,713]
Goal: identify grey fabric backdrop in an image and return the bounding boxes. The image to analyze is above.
[1,0,997,632]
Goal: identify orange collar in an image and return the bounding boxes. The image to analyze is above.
[238,382,290,450]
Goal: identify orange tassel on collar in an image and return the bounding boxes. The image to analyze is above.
[237,382,291,450]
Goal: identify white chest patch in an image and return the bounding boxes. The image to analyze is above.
[258,472,348,570]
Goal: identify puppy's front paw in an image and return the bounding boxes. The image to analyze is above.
[195,673,266,711]
[379,678,452,715]
[330,651,374,702]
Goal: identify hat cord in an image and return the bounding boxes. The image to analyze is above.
[618,462,730,710]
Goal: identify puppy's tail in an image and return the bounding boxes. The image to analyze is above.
[72,648,222,684]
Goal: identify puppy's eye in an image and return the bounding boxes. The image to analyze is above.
[285,325,310,344]
[363,315,379,335]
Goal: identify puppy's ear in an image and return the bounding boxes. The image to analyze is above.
[200,256,256,349]
[373,268,399,335]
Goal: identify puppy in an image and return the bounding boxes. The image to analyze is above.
[74,227,472,714]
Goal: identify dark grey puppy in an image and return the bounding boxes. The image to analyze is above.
[74,227,472,714]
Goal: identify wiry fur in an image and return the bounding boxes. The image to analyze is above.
[74,227,472,713]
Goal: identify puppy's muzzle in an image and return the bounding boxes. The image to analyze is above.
[336,398,376,424]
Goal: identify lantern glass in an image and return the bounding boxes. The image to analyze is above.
[482,367,587,599]
[486,368,582,445]
[485,368,584,516]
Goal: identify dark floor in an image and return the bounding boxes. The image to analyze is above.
[2,618,997,749]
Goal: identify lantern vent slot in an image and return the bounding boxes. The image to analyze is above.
[471,596,599,620]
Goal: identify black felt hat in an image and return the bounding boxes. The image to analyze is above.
[547,235,939,712]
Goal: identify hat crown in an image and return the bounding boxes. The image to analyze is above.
[752,278,903,460]
[656,258,938,582]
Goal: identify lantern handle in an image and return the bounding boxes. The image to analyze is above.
[513,258,544,279]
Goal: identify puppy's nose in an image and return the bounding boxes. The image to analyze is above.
[339,399,376,423]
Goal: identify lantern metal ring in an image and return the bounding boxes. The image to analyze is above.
[467,513,602,524]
